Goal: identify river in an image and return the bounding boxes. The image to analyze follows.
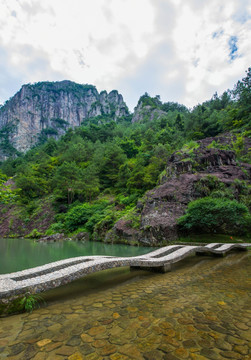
[0,241,250,359]
[0,238,157,274]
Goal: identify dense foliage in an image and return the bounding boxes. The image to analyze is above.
[178,197,251,235]
[0,68,250,239]
[0,170,19,204]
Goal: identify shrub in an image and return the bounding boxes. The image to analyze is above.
[45,222,65,235]
[181,141,199,153]
[116,193,139,206]
[64,200,110,232]
[207,140,231,150]
[178,197,251,235]
[19,292,45,312]
[93,209,121,239]
[211,190,234,200]
[0,292,46,316]
[123,206,141,229]
[25,229,43,238]
[194,175,225,197]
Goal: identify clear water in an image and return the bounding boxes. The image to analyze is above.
[0,238,157,274]
[0,251,250,359]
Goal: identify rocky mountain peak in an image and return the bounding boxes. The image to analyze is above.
[0,81,129,158]
[132,93,188,123]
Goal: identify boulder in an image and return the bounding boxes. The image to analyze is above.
[36,233,65,242]
[73,232,90,241]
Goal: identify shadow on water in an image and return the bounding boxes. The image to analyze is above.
[42,251,250,305]
[43,267,153,303]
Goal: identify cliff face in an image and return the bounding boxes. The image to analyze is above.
[0,81,129,156]
[132,100,167,123]
[107,135,251,245]
[131,94,188,123]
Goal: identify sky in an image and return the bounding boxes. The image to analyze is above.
[0,0,250,111]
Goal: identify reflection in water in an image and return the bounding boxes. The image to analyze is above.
[0,238,157,274]
[0,251,250,359]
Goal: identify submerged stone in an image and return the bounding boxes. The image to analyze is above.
[68,352,84,360]
[36,339,52,347]
[143,349,164,360]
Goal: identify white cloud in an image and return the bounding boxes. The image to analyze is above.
[0,39,65,105]
[0,0,250,110]
[116,0,251,109]
[168,0,251,107]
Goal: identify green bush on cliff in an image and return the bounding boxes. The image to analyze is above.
[194,175,225,197]
[178,197,251,235]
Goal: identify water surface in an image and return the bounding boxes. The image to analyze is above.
[0,238,157,274]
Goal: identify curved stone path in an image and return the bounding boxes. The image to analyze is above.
[0,243,249,299]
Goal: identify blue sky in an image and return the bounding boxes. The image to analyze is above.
[228,36,238,61]
[0,0,250,111]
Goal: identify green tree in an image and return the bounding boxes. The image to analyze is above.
[81,165,100,201]
[232,67,251,128]
[15,162,49,200]
[51,162,84,204]
[233,67,251,105]
[99,142,127,189]
[175,114,184,131]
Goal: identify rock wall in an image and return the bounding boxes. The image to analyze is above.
[107,136,251,245]
[0,81,129,155]
[132,101,167,123]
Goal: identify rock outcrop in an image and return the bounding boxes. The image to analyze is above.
[131,94,188,123]
[0,81,129,156]
[107,136,251,245]
[132,101,167,123]
[36,233,65,242]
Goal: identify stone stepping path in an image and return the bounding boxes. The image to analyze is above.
[0,249,250,360]
[0,243,249,299]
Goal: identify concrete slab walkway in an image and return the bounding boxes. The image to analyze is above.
[0,243,249,299]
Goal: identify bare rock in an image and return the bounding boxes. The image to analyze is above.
[0,81,129,157]
[36,233,65,242]
[73,232,90,242]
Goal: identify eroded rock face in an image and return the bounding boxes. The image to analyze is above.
[132,102,167,123]
[0,81,129,155]
[108,136,251,245]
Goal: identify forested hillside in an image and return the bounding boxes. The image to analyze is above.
[0,68,250,244]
